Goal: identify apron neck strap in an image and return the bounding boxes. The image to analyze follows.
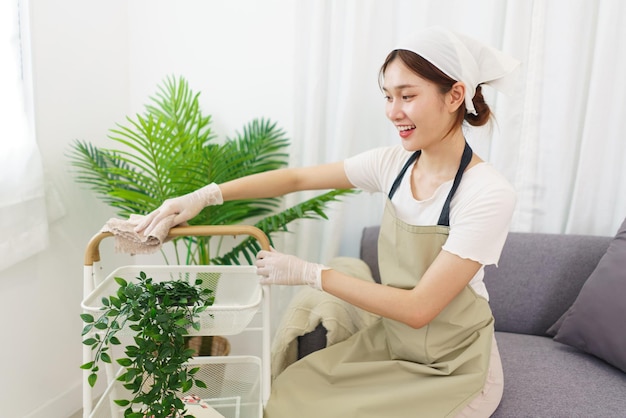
[388,150,420,200]
[437,142,473,226]
[387,142,473,227]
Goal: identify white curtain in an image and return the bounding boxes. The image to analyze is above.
[285,0,395,262]
[288,0,626,266]
[523,0,626,234]
[0,0,48,271]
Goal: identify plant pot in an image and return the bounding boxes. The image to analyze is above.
[185,336,231,357]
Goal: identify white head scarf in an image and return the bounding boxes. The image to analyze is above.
[394,26,520,115]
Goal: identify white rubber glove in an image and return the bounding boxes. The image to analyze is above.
[255,249,327,291]
[134,183,223,236]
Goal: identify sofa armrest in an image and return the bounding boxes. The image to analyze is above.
[359,225,381,284]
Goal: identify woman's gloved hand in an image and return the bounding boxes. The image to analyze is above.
[134,183,223,236]
[255,249,327,291]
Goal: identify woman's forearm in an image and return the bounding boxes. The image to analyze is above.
[321,250,482,329]
[321,269,428,328]
[219,168,300,201]
[218,161,353,202]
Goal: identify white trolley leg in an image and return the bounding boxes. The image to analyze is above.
[83,257,105,417]
[261,284,272,407]
[82,264,95,418]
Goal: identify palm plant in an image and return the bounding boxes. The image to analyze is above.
[68,75,355,265]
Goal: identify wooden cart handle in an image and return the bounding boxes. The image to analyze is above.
[84,225,271,266]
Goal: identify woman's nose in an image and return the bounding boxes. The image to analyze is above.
[386,100,403,121]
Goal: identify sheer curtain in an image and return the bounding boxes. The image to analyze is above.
[0,0,48,272]
[289,0,626,265]
[517,0,626,234]
[285,0,396,263]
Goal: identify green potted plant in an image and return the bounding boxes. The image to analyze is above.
[81,271,215,418]
[67,75,356,265]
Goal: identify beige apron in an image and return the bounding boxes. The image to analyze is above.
[264,143,494,418]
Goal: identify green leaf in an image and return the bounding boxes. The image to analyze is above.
[114,276,128,287]
[117,358,133,367]
[82,338,97,346]
[181,379,192,392]
[81,324,93,336]
[113,399,130,406]
[80,313,95,323]
[162,364,177,374]
[88,372,98,387]
[80,361,94,370]
[110,296,122,309]
[175,318,190,327]
[101,352,112,363]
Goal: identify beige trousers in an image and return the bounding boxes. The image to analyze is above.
[455,336,504,417]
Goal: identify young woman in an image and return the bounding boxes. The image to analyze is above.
[136,26,519,417]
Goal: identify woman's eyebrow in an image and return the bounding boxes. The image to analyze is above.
[382,84,419,92]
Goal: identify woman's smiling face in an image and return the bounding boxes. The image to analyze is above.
[382,58,457,152]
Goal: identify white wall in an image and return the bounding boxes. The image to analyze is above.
[126,0,295,139]
[0,1,295,416]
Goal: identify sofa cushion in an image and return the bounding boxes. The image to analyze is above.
[492,332,626,417]
[484,232,610,336]
[548,217,626,373]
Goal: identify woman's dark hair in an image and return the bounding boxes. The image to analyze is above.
[379,49,491,127]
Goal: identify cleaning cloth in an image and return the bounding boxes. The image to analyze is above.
[101,213,176,255]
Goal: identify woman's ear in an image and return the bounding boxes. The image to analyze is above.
[447,82,466,112]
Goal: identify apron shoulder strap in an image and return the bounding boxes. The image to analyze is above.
[437,142,473,226]
[388,150,420,200]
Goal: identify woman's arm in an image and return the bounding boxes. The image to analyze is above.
[136,161,353,235]
[321,250,481,328]
[219,161,354,201]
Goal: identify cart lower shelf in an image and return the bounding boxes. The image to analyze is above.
[90,356,262,418]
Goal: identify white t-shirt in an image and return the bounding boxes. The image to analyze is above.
[344,145,516,300]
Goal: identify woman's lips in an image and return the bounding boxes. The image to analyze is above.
[398,127,415,138]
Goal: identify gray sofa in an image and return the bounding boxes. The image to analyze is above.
[298,227,626,417]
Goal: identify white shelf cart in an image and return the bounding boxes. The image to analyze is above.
[81,225,272,418]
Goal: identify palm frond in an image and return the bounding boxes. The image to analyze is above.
[211,189,359,265]
[225,119,290,173]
